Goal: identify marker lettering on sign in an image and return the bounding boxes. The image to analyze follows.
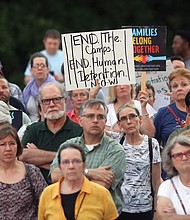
[62,29,135,90]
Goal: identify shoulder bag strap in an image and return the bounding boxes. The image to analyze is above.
[167,106,184,128]
[170,178,187,214]
[148,137,154,211]
[25,164,38,212]
[119,135,125,145]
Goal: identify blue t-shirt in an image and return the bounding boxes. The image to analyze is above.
[24,49,63,76]
[154,102,187,147]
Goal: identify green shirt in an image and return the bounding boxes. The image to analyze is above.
[22,116,83,183]
[50,133,126,214]
[166,125,190,145]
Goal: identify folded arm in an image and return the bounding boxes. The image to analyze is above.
[157,196,190,220]
[20,147,56,167]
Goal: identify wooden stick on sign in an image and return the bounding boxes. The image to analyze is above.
[141,72,146,92]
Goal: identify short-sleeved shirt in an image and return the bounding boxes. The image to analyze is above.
[66,109,79,124]
[167,125,190,145]
[0,163,47,220]
[24,49,63,76]
[158,176,190,215]
[106,100,156,128]
[38,176,118,220]
[22,116,83,182]
[154,102,187,147]
[121,135,161,213]
[50,133,126,214]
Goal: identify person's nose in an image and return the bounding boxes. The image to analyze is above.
[126,117,132,124]
[181,154,188,160]
[4,144,11,150]
[76,95,82,100]
[49,99,56,106]
[92,116,98,122]
[68,161,75,168]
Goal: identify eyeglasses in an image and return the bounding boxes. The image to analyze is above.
[61,159,83,166]
[82,114,106,121]
[32,64,47,69]
[119,113,138,122]
[41,97,64,105]
[171,149,190,161]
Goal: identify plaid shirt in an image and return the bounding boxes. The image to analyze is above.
[51,132,126,214]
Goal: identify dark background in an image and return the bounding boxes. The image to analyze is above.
[0,0,189,89]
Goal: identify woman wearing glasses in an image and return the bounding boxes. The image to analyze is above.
[38,143,118,220]
[117,104,162,220]
[23,52,55,121]
[106,85,156,137]
[157,130,190,219]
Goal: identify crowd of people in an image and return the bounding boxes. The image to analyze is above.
[1,28,190,219]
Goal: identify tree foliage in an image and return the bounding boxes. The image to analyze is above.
[0,0,189,88]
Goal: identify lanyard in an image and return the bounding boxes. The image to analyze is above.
[170,178,187,214]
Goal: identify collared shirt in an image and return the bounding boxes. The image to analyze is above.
[50,133,126,214]
[67,109,80,124]
[22,116,83,183]
[38,176,118,220]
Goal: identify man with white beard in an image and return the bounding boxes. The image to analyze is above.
[20,82,83,183]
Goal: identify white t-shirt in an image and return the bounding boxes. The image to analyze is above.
[158,176,190,215]
[24,49,63,76]
[106,100,156,127]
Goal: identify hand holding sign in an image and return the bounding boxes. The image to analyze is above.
[89,79,102,99]
[138,90,149,108]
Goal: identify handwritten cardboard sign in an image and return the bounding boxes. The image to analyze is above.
[62,29,135,91]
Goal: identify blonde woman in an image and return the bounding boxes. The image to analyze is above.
[106,84,156,137]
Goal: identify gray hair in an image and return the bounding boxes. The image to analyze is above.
[116,103,140,121]
[162,130,190,178]
[67,89,89,99]
[38,82,66,101]
[80,99,108,117]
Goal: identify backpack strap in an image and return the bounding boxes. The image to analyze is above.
[119,135,125,145]
[148,137,154,211]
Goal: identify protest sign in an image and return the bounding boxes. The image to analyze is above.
[62,29,135,91]
[135,59,174,94]
[131,26,167,71]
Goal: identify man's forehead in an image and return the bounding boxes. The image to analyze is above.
[0,78,9,86]
[42,86,61,97]
[84,105,104,112]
